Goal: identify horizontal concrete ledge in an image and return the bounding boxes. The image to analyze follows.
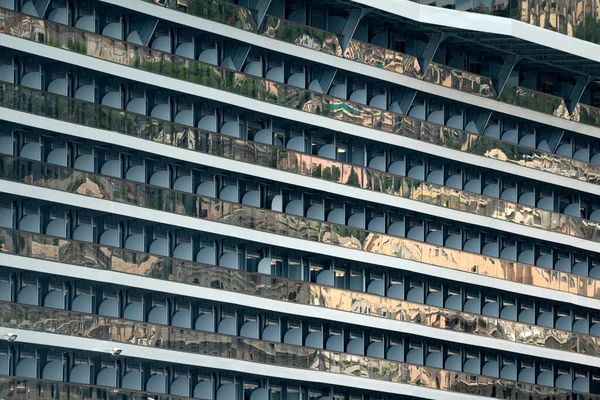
[102,0,600,140]
[2,34,599,197]
[2,253,599,367]
[351,0,600,64]
[2,180,600,315]
[0,326,492,400]
[1,109,598,252]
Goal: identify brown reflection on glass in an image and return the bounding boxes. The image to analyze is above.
[3,8,598,190]
[2,300,599,399]
[424,62,497,99]
[139,0,600,130]
[499,84,570,119]
[11,154,600,304]
[2,225,600,359]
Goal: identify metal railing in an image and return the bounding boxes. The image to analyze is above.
[1,83,599,242]
[0,301,598,399]
[2,8,600,187]
[1,155,599,303]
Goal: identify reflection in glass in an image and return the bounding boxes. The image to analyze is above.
[0,301,598,399]
[2,7,600,188]
[1,224,600,357]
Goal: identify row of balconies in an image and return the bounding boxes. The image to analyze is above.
[3,120,600,225]
[1,218,599,334]
[3,66,600,219]
[3,72,600,255]
[107,0,600,129]
[3,193,600,364]
[0,354,371,400]
[1,156,598,290]
[1,7,600,188]
[16,0,600,132]
[2,259,600,351]
[1,150,599,278]
[0,300,596,396]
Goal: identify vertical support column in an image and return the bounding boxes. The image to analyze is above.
[392,86,418,115]
[494,55,519,96]
[475,111,493,134]
[420,32,446,73]
[319,68,337,94]
[254,0,272,27]
[232,44,252,72]
[138,17,159,47]
[339,8,370,51]
[567,75,592,114]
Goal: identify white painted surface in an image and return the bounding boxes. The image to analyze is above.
[2,253,600,367]
[96,0,600,140]
[2,35,596,199]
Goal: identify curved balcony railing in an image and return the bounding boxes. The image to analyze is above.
[0,376,189,400]
[2,9,600,188]
[1,155,599,301]
[2,84,599,243]
[1,226,600,357]
[139,0,600,129]
[0,301,598,400]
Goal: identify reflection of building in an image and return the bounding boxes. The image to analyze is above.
[0,0,599,399]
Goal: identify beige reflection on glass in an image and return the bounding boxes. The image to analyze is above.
[1,225,600,358]
[3,7,600,189]
[1,301,596,399]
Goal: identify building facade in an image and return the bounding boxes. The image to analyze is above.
[0,0,600,398]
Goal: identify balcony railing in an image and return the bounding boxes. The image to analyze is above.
[6,7,600,185]
[498,84,570,119]
[138,0,600,129]
[0,376,189,400]
[1,155,598,301]
[0,301,598,400]
[1,83,599,243]
[424,62,497,99]
[0,10,599,188]
[1,226,599,357]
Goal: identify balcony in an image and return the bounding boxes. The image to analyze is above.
[2,8,600,189]
[2,83,600,246]
[135,0,600,129]
[0,301,598,398]
[2,225,600,358]
[0,376,188,400]
[1,154,599,299]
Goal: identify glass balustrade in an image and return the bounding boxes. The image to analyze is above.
[138,0,600,128]
[1,155,599,303]
[343,39,423,79]
[1,225,600,356]
[424,62,497,99]
[573,103,600,127]
[0,83,598,243]
[260,15,343,57]
[498,84,570,119]
[1,8,600,186]
[0,301,597,400]
[0,376,188,400]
